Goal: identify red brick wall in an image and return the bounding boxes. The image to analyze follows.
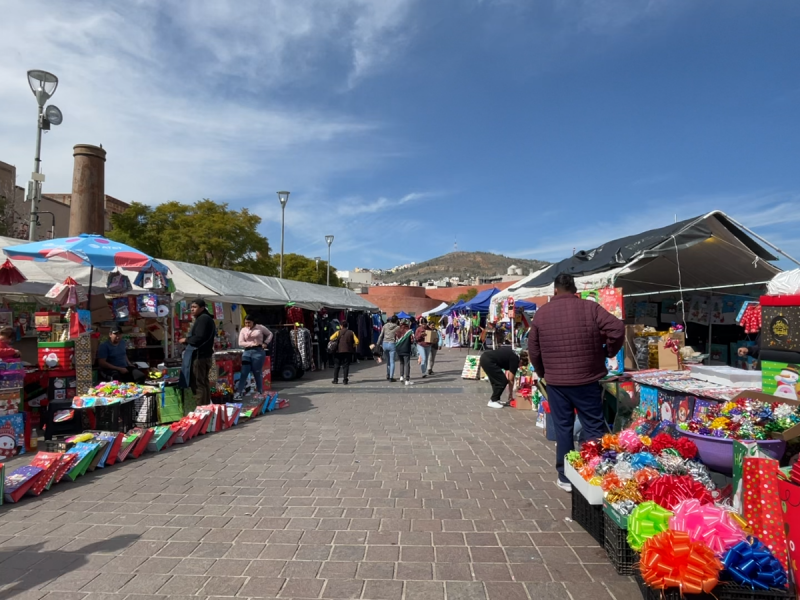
[359,286,442,316]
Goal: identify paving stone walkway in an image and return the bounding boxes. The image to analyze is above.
[0,350,640,600]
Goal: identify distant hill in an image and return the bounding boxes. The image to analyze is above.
[374,252,548,284]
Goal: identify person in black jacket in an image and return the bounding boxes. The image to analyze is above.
[179,299,217,405]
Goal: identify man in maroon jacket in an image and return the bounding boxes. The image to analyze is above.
[528,273,625,492]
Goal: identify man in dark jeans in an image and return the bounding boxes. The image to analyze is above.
[179,299,216,405]
[330,322,359,385]
[528,273,625,493]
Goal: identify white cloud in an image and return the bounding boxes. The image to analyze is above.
[0,0,416,208]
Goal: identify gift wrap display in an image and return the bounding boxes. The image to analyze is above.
[566,425,794,596]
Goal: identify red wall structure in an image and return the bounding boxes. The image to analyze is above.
[360,282,549,316]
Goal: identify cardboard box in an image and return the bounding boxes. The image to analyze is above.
[514,395,533,410]
[657,332,685,370]
[623,325,643,370]
[424,330,437,344]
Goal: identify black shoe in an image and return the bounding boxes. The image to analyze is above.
[422,374,427,379]
[390,378,397,383]
[428,371,433,376]
[386,375,390,380]
[343,380,349,385]
[332,380,339,384]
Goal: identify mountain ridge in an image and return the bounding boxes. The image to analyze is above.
[373,251,548,284]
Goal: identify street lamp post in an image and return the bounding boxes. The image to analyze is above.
[277,191,290,278]
[26,70,62,241]
[325,235,334,286]
[314,256,321,283]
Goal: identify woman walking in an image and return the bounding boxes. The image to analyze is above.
[330,322,359,385]
[376,315,400,382]
[235,317,273,399]
[395,319,416,386]
[414,317,432,378]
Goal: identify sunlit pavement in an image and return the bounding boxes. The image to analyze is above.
[0,349,638,600]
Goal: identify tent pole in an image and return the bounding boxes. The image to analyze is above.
[623,280,772,298]
[721,214,800,268]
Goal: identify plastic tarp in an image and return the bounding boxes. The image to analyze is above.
[166,260,377,311]
[768,270,800,296]
[422,302,449,317]
[463,287,500,313]
[511,211,781,297]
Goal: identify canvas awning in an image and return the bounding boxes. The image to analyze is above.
[463,287,500,312]
[510,211,781,297]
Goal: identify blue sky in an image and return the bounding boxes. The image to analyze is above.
[2,0,799,271]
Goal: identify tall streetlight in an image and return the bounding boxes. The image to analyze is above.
[277,191,290,278]
[27,70,63,241]
[325,235,334,286]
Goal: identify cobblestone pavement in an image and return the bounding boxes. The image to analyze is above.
[0,350,639,600]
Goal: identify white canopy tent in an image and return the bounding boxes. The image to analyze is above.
[422,302,449,317]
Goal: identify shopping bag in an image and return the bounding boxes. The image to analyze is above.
[778,478,800,581]
[106,269,132,294]
[742,456,789,570]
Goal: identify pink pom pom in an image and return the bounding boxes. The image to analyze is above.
[618,429,643,453]
[588,456,602,469]
[669,499,745,556]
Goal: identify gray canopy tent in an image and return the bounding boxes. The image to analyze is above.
[510,211,785,298]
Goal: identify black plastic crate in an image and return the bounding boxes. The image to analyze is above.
[635,573,714,600]
[134,393,159,428]
[94,401,135,432]
[603,507,637,575]
[571,488,604,546]
[717,583,793,600]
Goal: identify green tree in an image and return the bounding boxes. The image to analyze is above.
[457,287,479,302]
[109,199,276,275]
[280,253,344,286]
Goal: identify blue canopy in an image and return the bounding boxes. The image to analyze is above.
[515,300,537,312]
[463,287,500,313]
[396,311,412,319]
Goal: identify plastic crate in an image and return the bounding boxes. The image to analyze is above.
[571,487,604,546]
[94,401,135,432]
[717,583,793,600]
[635,573,714,600]
[603,503,637,576]
[134,393,158,428]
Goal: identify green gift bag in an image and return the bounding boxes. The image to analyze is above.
[158,387,184,423]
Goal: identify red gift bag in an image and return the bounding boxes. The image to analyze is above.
[743,456,789,571]
[778,478,800,584]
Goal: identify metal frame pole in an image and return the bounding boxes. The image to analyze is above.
[280,203,285,278]
[327,244,331,286]
[28,105,44,241]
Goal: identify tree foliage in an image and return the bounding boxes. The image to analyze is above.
[109,199,276,275]
[457,287,479,302]
[280,253,344,287]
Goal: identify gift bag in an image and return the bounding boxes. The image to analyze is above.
[778,479,800,581]
[742,456,789,570]
[461,355,479,380]
[106,269,132,294]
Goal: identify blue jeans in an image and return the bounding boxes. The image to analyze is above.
[548,382,606,482]
[237,348,266,394]
[417,345,428,375]
[382,342,397,378]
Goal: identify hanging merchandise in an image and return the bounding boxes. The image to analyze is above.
[0,259,26,286]
[272,328,301,379]
[45,277,88,307]
[213,302,224,320]
[112,298,130,321]
[290,327,313,371]
[106,268,132,294]
[133,260,168,290]
[137,294,158,317]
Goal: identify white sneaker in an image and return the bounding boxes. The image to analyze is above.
[556,480,572,493]
[487,400,504,409]
[400,376,405,382]
[405,380,414,386]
